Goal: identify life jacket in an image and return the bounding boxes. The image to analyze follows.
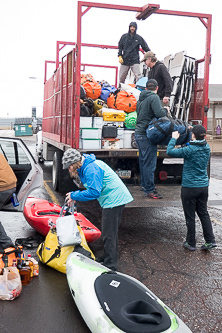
[0,246,23,268]
[107,89,137,113]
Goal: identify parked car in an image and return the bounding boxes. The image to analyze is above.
[0,137,43,211]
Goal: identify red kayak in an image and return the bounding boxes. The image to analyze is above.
[23,197,101,243]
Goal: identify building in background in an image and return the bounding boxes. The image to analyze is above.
[208,84,222,135]
[0,118,15,130]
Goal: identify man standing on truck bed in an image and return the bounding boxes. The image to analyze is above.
[141,51,173,106]
[62,148,133,271]
[135,79,168,199]
[118,21,150,84]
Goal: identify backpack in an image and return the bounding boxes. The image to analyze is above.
[100,83,117,102]
[81,74,102,100]
[107,89,137,113]
[146,116,191,146]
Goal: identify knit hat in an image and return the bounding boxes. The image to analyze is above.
[192,125,206,140]
[62,148,81,169]
[140,51,156,62]
[146,79,158,90]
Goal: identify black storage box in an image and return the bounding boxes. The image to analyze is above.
[102,124,117,138]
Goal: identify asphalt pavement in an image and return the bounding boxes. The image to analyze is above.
[0,132,222,333]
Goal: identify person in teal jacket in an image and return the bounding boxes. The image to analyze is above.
[167,125,216,251]
[62,149,133,270]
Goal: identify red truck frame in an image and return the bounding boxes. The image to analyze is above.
[42,1,212,191]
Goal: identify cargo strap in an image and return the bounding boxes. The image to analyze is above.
[38,243,61,265]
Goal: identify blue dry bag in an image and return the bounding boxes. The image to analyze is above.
[100,83,117,102]
[146,116,191,145]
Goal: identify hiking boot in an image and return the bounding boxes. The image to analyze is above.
[183,241,196,251]
[201,243,217,250]
[145,190,163,199]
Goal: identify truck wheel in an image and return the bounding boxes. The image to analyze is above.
[52,150,78,192]
[52,150,63,191]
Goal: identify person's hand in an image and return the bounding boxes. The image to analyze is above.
[118,56,124,64]
[172,131,180,139]
[66,192,75,206]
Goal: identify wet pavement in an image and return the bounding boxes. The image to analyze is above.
[0,133,222,332]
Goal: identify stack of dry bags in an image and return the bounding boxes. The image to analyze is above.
[79,74,141,149]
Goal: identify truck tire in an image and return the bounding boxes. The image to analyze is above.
[52,150,64,191]
[52,150,79,193]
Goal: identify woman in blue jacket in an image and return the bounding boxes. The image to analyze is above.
[167,125,216,251]
[62,149,133,270]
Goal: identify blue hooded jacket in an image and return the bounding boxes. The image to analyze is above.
[167,138,210,188]
[70,154,133,208]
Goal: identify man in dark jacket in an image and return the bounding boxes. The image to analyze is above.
[141,51,173,105]
[118,22,150,84]
[135,79,168,198]
[167,125,216,251]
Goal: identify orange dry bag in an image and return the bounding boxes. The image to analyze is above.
[107,89,137,113]
[81,74,102,100]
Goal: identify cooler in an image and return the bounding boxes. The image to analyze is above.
[81,128,102,139]
[93,117,103,128]
[80,117,92,128]
[80,139,101,149]
[123,130,135,148]
[102,108,126,122]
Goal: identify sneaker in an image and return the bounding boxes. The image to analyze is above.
[145,190,163,199]
[140,187,145,191]
[201,243,217,250]
[183,241,196,251]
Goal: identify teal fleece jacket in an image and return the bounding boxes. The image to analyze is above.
[167,138,210,188]
[135,90,167,135]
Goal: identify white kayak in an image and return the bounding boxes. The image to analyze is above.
[66,253,192,333]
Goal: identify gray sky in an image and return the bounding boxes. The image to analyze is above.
[0,0,220,118]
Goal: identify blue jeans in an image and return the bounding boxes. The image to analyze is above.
[135,134,157,193]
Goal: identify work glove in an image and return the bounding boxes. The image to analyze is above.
[118,56,124,64]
